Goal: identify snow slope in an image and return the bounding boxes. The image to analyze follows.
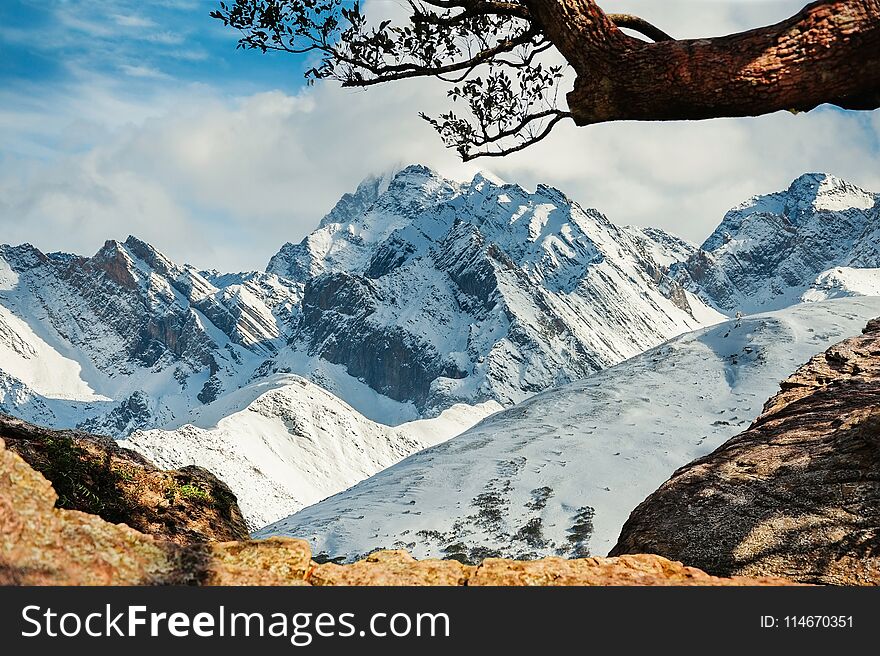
[257,297,880,560]
[802,267,880,302]
[126,375,500,529]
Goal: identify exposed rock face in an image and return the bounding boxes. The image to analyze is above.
[0,414,248,544]
[0,434,794,586]
[612,318,880,585]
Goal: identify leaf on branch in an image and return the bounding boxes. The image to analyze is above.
[211,0,572,159]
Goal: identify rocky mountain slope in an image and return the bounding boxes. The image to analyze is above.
[125,377,500,529]
[0,414,247,544]
[257,298,880,561]
[265,165,718,418]
[611,317,880,585]
[0,432,794,586]
[0,236,300,434]
[675,173,880,314]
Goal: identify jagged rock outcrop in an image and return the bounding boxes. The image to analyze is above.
[0,434,794,586]
[0,414,248,544]
[611,318,880,585]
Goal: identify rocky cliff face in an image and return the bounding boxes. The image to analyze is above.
[611,318,880,585]
[674,173,880,314]
[0,414,248,544]
[0,432,794,586]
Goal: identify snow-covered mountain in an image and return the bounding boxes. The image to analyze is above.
[0,166,720,435]
[3,166,880,540]
[265,165,718,417]
[257,297,880,560]
[0,237,300,434]
[0,165,726,529]
[675,173,880,314]
[126,376,499,530]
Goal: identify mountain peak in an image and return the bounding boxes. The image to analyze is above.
[777,172,876,214]
[0,243,47,272]
[383,164,451,196]
[90,240,139,289]
[470,170,506,187]
[123,234,154,251]
[394,163,436,179]
[787,171,829,189]
[686,173,880,313]
[120,235,173,272]
[784,172,875,211]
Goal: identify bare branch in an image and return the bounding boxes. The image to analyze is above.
[606,13,673,42]
[339,28,539,86]
[461,111,572,160]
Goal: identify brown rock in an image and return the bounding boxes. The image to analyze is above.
[469,554,794,586]
[0,414,248,543]
[0,434,312,585]
[308,550,473,586]
[203,538,312,585]
[612,318,880,585]
[0,435,176,585]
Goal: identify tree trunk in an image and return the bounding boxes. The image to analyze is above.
[526,0,880,125]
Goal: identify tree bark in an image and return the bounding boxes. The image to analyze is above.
[525,0,880,125]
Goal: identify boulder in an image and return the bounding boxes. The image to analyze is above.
[612,319,880,585]
[0,414,248,544]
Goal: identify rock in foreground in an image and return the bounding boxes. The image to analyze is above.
[0,436,793,585]
[0,414,248,544]
[612,319,880,585]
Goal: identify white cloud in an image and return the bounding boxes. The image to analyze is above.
[119,64,170,79]
[112,14,158,29]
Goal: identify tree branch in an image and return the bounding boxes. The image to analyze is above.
[462,111,573,160]
[339,27,539,86]
[214,0,880,162]
[526,0,880,125]
[606,13,673,42]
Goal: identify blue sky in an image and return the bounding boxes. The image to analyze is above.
[0,0,311,157]
[0,0,310,94]
[1,0,879,271]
